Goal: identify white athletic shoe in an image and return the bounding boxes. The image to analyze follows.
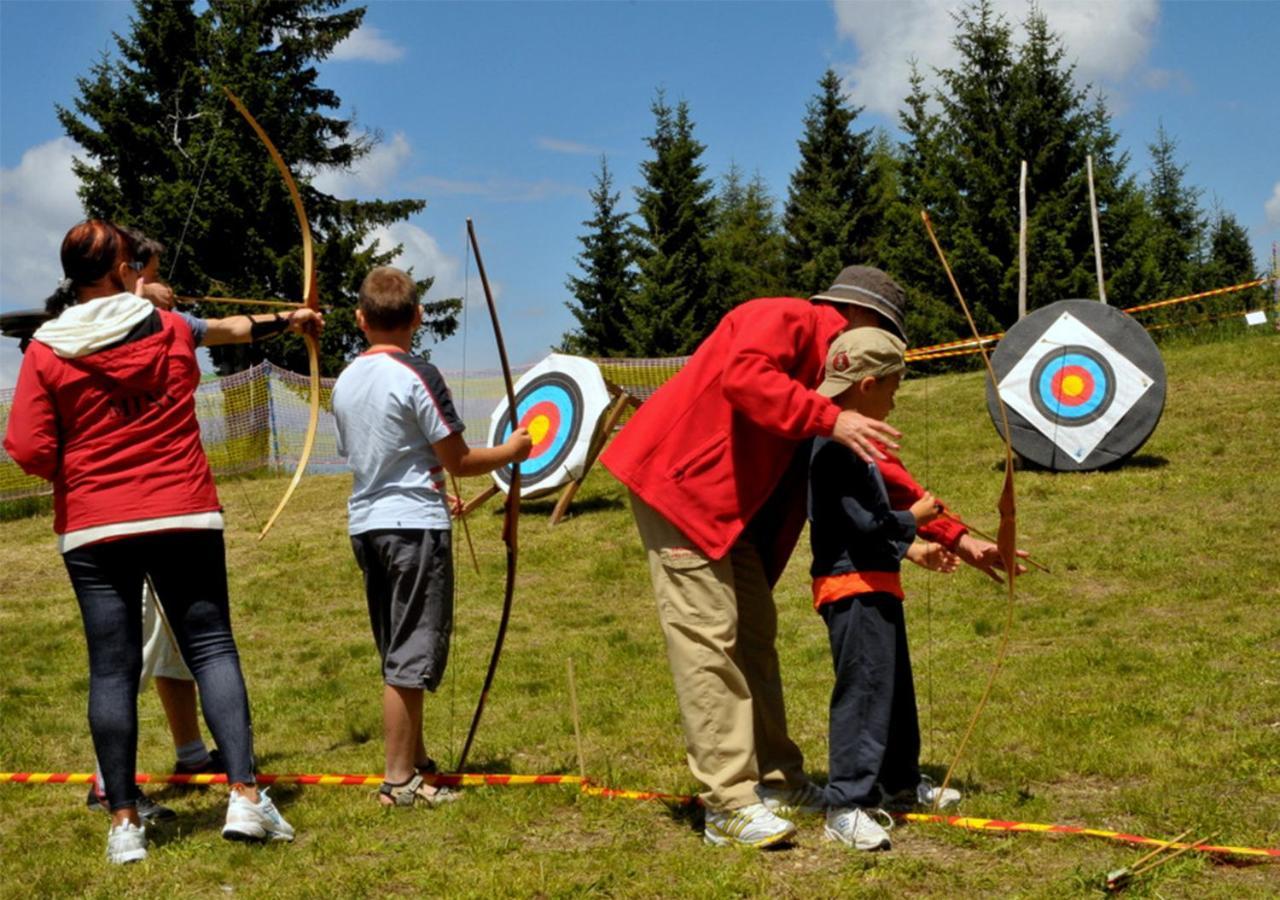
[106,820,147,864]
[756,781,827,817]
[825,806,893,851]
[916,776,961,809]
[704,802,797,848]
[222,787,295,842]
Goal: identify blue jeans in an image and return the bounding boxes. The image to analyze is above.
[62,530,255,811]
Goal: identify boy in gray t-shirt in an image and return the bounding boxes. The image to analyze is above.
[333,266,531,807]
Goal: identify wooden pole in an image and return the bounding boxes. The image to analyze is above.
[1019,160,1028,320]
[1086,155,1107,304]
[549,388,633,526]
[460,483,500,518]
[567,658,587,780]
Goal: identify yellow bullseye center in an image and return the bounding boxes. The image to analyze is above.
[1061,374,1085,397]
[528,415,551,445]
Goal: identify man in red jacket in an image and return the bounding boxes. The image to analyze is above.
[601,265,908,847]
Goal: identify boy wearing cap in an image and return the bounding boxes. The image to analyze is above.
[332,266,531,807]
[602,266,911,848]
[808,328,1006,850]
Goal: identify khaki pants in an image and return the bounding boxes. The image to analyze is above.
[631,492,806,811]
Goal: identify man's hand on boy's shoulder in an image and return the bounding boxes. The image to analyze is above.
[832,409,900,464]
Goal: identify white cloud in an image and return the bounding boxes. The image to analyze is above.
[832,0,1160,118]
[1266,182,1280,228]
[312,132,412,197]
[330,24,405,63]
[535,136,601,155]
[365,221,469,302]
[0,136,84,318]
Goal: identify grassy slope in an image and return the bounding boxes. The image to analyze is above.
[1,333,1277,898]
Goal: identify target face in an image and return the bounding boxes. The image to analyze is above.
[988,300,1166,471]
[488,354,611,497]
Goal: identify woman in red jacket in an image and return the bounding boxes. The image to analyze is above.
[4,221,319,863]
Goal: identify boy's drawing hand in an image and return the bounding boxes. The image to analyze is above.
[139,279,176,310]
[910,491,941,525]
[505,426,533,462]
[832,409,900,462]
[907,540,959,573]
[955,534,1030,584]
[286,307,324,338]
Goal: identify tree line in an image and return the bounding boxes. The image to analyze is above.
[561,1,1264,358]
[58,0,1263,373]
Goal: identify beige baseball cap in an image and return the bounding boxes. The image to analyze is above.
[817,327,907,398]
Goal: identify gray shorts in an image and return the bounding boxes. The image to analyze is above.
[350,529,453,691]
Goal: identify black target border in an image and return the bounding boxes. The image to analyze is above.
[1028,343,1116,427]
[986,299,1167,471]
[488,371,585,490]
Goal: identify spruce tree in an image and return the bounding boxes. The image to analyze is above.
[1145,123,1204,301]
[1202,209,1261,312]
[560,157,637,357]
[629,93,716,356]
[57,0,456,375]
[705,164,785,316]
[783,69,874,296]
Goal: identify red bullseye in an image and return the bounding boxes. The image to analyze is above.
[1051,365,1094,407]
[519,400,561,460]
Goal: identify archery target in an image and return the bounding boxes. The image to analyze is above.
[987,300,1166,471]
[488,353,612,497]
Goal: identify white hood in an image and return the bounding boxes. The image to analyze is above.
[33,292,155,358]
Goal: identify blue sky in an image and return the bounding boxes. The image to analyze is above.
[2,1,1277,388]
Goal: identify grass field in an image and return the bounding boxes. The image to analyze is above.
[1,332,1277,898]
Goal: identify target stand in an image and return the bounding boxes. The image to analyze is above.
[987,299,1167,471]
[456,354,637,526]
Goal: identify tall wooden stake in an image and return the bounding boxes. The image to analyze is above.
[1019,160,1028,320]
[1087,154,1107,304]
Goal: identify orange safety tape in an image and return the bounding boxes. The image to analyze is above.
[6,772,1277,858]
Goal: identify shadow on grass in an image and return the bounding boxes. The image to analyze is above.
[472,493,626,519]
[1007,452,1170,474]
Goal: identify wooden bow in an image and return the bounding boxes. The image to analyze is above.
[921,210,1018,809]
[455,219,521,771]
[218,86,322,541]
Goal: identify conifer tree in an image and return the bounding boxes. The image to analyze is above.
[1202,209,1261,310]
[783,69,874,296]
[57,0,456,374]
[629,93,716,355]
[1145,123,1204,300]
[705,164,785,316]
[560,157,637,356]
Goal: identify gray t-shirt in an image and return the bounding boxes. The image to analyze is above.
[332,350,464,534]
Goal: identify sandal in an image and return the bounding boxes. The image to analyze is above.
[378,774,460,808]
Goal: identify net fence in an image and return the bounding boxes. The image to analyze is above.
[0,357,679,503]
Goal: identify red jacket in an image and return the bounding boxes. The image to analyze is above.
[4,310,220,535]
[601,297,846,582]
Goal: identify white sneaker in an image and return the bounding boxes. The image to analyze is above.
[106,820,147,864]
[825,806,893,851]
[222,787,295,842]
[756,781,826,817]
[916,776,961,810]
[704,802,797,848]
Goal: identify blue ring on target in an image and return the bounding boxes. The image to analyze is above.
[1036,353,1106,419]
[491,372,584,489]
[1029,344,1115,427]
[501,384,574,479]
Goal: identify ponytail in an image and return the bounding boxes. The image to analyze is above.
[42,220,142,318]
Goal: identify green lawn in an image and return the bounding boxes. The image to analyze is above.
[1,332,1277,898]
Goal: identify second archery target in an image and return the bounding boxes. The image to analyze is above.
[488,353,612,497]
[987,299,1166,471]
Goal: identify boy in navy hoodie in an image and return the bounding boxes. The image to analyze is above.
[807,327,1020,851]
